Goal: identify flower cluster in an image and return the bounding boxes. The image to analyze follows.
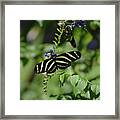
[65,20,87,30]
[53,20,87,48]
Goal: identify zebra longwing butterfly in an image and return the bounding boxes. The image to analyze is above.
[34,51,81,74]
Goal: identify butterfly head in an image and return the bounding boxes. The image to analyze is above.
[44,49,57,59]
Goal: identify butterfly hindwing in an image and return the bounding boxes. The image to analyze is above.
[34,58,57,74]
[46,59,57,73]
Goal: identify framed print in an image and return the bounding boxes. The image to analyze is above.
[0,0,120,119]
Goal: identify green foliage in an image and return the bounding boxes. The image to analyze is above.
[20,20,100,100]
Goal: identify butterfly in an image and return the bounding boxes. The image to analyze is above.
[34,51,81,74]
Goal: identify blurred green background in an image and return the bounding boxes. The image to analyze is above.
[20,20,100,100]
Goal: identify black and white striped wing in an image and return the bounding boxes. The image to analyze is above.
[56,51,81,69]
[34,58,57,74]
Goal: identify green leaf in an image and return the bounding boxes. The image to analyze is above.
[64,74,70,81]
[61,82,72,94]
[60,74,65,83]
[68,75,79,87]
[82,32,93,46]
[65,95,72,100]
[76,78,87,91]
[61,96,67,100]
[73,27,81,41]
[91,85,100,95]
[86,66,100,80]
[81,91,90,99]
[90,20,100,30]
[59,73,69,85]
[91,78,100,94]
[49,95,58,100]
[74,78,87,96]
[47,74,60,95]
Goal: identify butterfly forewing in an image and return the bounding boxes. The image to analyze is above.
[56,51,81,69]
[57,51,81,62]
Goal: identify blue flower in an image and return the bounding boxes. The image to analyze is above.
[87,40,98,50]
[74,20,86,28]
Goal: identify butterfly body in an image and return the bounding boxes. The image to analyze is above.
[34,51,81,74]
